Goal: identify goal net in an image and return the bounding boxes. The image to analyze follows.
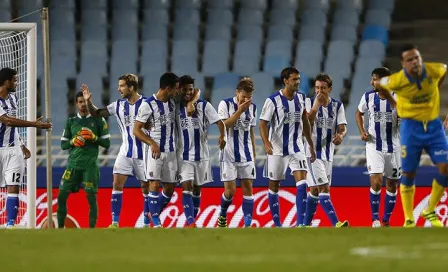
[0,23,37,228]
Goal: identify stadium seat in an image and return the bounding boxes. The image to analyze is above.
[337,0,363,12]
[141,40,168,61]
[141,25,168,41]
[238,9,264,25]
[81,0,107,9]
[213,72,240,90]
[50,8,75,26]
[265,40,292,60]
[296,40,324,62]
[174,9,200,25]
[205,25,232,41]
[76,72,104,104]
[143,0,171,9]
[82,10,107,26]
[327,41,355,63]
[304,0,329,12]
[172,40,198,58]
[207,0,234,9]
[234,40,261,57]
[250,72,275,99]
[368,0,395,12]
[270,9,296,27]
[18,0,43,9]
[51,25,76,41]
[299,72,311,95]
[202,55,229,76]
[50,0,75,8]
[324,57,352,79]
[365,9,392,29]
[299,25,325,43]
[207,9,233,26]
[51,41,76,58]
[240,0,267,11]
[203,41,230,59]
[301,9,327,28]
[143,9,169,25]
[171,56,198,75]
[267,25,293,42]
[272,0,299,10]
[112,24,138,41]
[51,57,76,78]
[361,25,389,46]
[140,57,167,75]
[263,56,290,77]
[358,40,386,58]
[354,57,383,76]
[295,57,321,78]
[176,0,201,9]
[332,9,359,26]
[113,0,139,9]
[80,55,108,76]
[82,25,107,42]
[237,25,263,41]
[0,0,10,8]
[233,56,260,75]
[0,10,11,21]
[173,25,199,41]
[331,25,357,43]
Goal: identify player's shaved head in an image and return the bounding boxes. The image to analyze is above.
[160,72,179,89]
[400,44,419,60]
[0,67,17,87]
[371,67,391,78]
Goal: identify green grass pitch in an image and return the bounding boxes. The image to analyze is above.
[1,228,447,271]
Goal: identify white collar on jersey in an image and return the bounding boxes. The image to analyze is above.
[77,113,91,119]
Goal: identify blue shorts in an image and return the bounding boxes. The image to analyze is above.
[400,118,448,172]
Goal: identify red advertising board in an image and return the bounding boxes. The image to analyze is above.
[32,187,447,228]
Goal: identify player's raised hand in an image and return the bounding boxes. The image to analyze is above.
[218,134,226,150]
[360,131,370,142]
[81,84,92,100]
[238,99,252,113]
[316,93,326,106]
[21,145,31,159]
[332,133,343,145]
[34,116,52,129]
[150,141,161,159]
[264,141,273,155]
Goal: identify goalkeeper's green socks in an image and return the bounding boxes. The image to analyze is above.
[57,190,70,228]
[87,193,98,228]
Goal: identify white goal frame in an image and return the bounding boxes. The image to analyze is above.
[0,23,37,228]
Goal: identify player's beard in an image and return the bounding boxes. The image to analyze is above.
[8,86,16,93]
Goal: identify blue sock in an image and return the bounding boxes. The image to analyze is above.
[158,191,171,214]
[6,194,19,226]
[242,195,254,227]
[370,188,381,221]
[268,190,282,227]
[192,194,200,218]
[148,191,160,225]
[182,191,195,225]
[296,181,307,226]
[219,193,232,217]
[111,191,122,223]
[319,193,339,226]
[143,194,150,225]
[383,190,397,222]
[304,193,319,226]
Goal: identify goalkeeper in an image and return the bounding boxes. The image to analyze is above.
[58,91,110,228]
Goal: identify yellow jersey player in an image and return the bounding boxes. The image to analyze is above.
[378,44,447,227]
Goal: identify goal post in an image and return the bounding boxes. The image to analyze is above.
[0,22,37,228]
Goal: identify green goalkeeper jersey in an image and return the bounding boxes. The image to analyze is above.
[61,113,111,169]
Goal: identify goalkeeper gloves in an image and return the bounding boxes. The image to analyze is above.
[70,136,85,147]
[78,127,98,142]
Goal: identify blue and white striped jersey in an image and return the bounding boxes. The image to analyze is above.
[107,95,146,159]
[0,94,21,148]
[218,97,257,163]
[135,95,176,153]
[260,90,306,156]
[177,100,220,161]
[305,97,347,161]
[358,91,400,153]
